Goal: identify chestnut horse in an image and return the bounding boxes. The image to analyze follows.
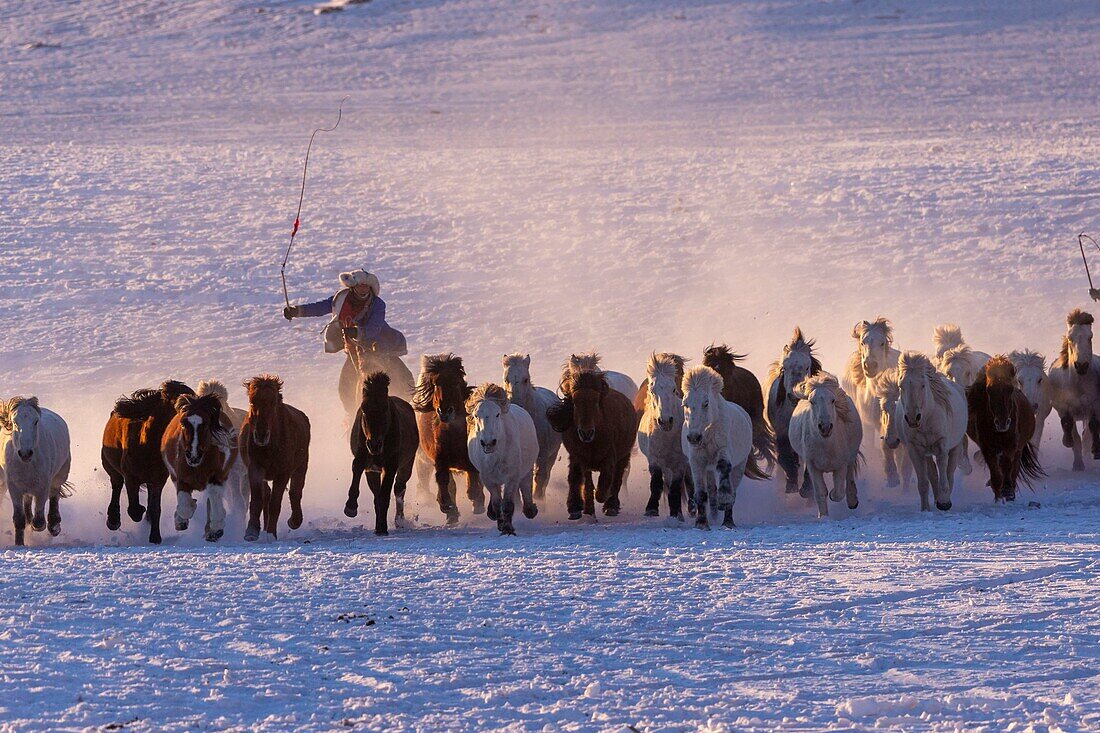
[413,354,483,525]
[161,393,239,542]
[967,356,1044,502]
[346,372,418,535]
[702,345,773,480]
[547,370,638,519]
[240,375,311,541]
[102,380,194,544]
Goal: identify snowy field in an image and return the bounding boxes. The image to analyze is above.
[2,0,1099,730]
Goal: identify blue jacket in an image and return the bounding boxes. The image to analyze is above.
[297,290,407,355]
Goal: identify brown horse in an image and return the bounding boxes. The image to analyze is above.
[346,371,419,535]
[703,345,774,480]
[161,393,239,542]
[967,356,1044,502]
[240,375,311,541]
[413,353,483,525]
[547,370,638,519]
[102,380,195,544]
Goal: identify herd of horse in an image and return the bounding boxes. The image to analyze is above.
[2,308,1097,546]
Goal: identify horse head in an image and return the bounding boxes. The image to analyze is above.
[467,383,509,454]
[502,353,533,403]
[563,370,609,443]
[898,351,935,429]
[174,393,225,468]
[982,356,1017,433]
[646,352,685,432]
[682,365,724,447]
[359,372,393,456]
[794,375,841,439]
[781,327,820,398]
[2,396,41,462]
[1009,350,1046,413]
[244,374,284,447]
[414,353,470,425]
[940,345,977,388]
[853,318,894,379]
[874,371,902,449]
[1064,309,1094,375]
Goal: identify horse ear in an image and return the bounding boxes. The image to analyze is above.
[27,396,39,410]
[523,354,531,367]
[852,321,868,339]
[174,395,193,412]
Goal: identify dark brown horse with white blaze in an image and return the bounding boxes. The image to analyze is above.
[240,375,311,541]
[161,393,239,542]
[102,380,195,544]
[547,370,638,519]
[703,345,776,478]
[414,354,483,524]
[967,356,1044,502]
[346,372,419,535]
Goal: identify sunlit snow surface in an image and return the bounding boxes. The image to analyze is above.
[1,0,1098,730]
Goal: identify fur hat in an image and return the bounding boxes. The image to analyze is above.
[339,269,380,297]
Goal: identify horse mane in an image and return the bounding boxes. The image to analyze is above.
[853,317,894,345]
[466,382,510,415]
[769,327,822,382]
[197,379,230,404]
[939,344,972,371]
[567,352,602,373]
[873,369,900,401]
[800,374,856,423]
[413,353,470,412]
[703,344,748,373]
[502,353,529,370]
[899,351,954,413]
[546,395,573,432]
[1067,308,1094,327]
[682,365,724,396]
[362,371,391,400]
[1054,336,1072,370]
[160,380,195,402]
[561,369,609,397]
[0,396,39,431]
[1008,349,1046,373]
[646,352,686,387]
[845,349,868,387]
[244,374,284,394]
[178,393,231,442]
[983,354,1016,386]
[113,388,164,419]
[932,323,964,357]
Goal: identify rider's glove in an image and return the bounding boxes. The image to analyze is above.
[283,305,300,320]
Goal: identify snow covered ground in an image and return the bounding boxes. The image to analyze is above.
[1,0,1098,729]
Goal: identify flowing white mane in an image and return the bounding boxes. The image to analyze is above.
[1008,349,1045,372]
[899,351,954,412]
[647,352,685,385]
[682,365,723,396]
[799,373,855,422]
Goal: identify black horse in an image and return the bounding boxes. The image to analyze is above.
[346,372,419,535]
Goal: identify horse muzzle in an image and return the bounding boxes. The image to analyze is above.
[1075,362,1090,375]
[994,418,1012,433]
[17,449,33,462]
[657,417,674,432]
[480,438,497,454]
[818,424,833,438]
[366,439,384,456]
[438,409,455,424]
[884,436,901,450]
[905,413,922,428]
[185,451,204,467]
[686,432,702,446]
[252,432,271,448]
[577,428,596,443]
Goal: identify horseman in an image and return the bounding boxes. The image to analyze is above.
[283,269,415,411]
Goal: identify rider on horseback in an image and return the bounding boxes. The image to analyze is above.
[283,269,412,402]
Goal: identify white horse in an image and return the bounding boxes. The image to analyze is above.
[466,384,539,535]
[681,365,753,529]
[872,368,913,490]
[502,354,563,500]
[0,397,72,546]
[843,318,904,486]
[789,374,863,518]
[1047,309,1100,471]
[197,378,249,513]
[932,324,992,370]
[895,352,968,512]
[764,327,822,495]
[565,353,639,403]
[637,352,689,519]
[1009,349,1052,449]
[937,345,990,476]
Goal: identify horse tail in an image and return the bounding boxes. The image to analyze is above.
[1018,441,1045,489]
[57,481,75,499]
[751,417,777,476]
[853,449,865,479]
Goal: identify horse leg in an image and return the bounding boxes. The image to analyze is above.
[30,491,47,533]
[345,455,367,518]
[204,483,227,542]
[124,475,145,524]
[174,488,197,532]
[533,447,557,501]
[566,461,584,521]
[908,446,931,511]
[393,460,414,528]
[936,443,955,511]
[147,479,166,545]
[519,469,538,520]
[368,470,388,536]
[845,460,859,510]
[583,471,597,517]
[105,464,124,531]
[1002,451,1019,502]
[1089,415,1100,460]
[287,465,306,531]
[1060,412,1085,471]
[499,483,517,536]
[48,495,61,537]
[684,471,697,516]
[883,443,901,488]
[645,465,664,517]
[668,475,684,520]
[987,450,1006,502]
[264,479,288,539]
[799,466,813,499]
[776,434,800,493]
[689,456,709,530]
[601,462,623,517]
[959,434,973,475]
[245,474,265,542]
[717,458,742,528]
[466,470,485,515]
[11,491,26,546]
[435,465,459,525]
[828,467,843,503]
[808,466,829,518]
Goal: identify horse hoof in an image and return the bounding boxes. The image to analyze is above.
[886,475,900,488]
[128,505,146,523]
[149,534,162,545]
[288,513,303,530]
[175,520,189,532]
[344,503,358,518]
[695,521,711,531]
[374,528,389,537]
[722,519,735,529]
[31,517,47,532]
[499,526,516,536]
[603,505,620,517]
[48,522,61,537]
[568,511,583,521]
[486,503,499,521]
[205,529,224,542]
[848,500,859,511]
[935,501,952,512]
[244,528,259,542]
[1062,435,1075,448]
[106,514,121,531]
[472,504,486,516]
[445,513,460,527]
[1073,462,1086,472]
[828,491,842,503]
[644,508,659,517]
[523,505,538,520]
[798,483,813,499]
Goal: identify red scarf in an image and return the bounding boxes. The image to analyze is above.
[339,293,370,328]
